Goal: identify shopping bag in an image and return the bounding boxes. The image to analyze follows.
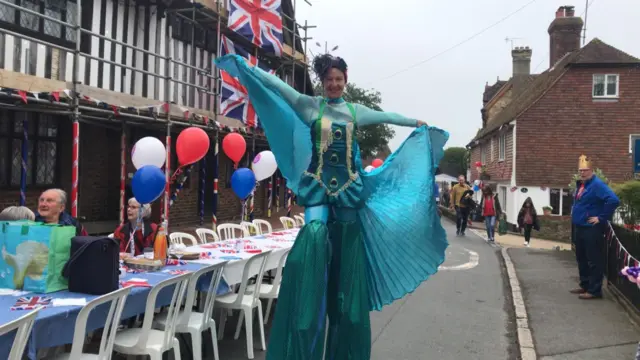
[0,222,74,293]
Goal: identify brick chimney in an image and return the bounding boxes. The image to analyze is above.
[512,46,532,76]
[548,5,584,67]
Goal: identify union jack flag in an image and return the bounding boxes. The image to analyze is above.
[11,296,52,310]
[219,36,275,128]
[228,0,284,56]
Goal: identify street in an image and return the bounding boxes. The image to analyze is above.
[213,220,520,359]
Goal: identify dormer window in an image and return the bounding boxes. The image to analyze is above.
[593,74,619,98]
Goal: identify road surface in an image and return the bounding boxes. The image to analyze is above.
[205,220,519,359]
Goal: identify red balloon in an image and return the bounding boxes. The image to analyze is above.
[372,158,383,168]
[474,161,482,167]
[176,127,210,165]
[222,133,246,164]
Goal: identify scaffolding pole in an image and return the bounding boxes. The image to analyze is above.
[163,12,174,230]
[70,0,82,218]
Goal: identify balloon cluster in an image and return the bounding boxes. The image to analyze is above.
[473,179,481,192]
[621,266,640,285]
[223,133,277,199]
[364,158,384,173]
[131,127,210,204]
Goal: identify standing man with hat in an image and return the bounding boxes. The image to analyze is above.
[570,155,619,299]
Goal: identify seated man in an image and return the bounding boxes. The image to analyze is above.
[35,188,87,236]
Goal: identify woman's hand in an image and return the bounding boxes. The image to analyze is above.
[416,120,428,127]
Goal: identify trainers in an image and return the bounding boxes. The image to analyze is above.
[456,230,460,236]
[461,232,466,236]
[523,241,529,246]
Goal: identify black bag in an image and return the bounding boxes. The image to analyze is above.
[62,236,120,295]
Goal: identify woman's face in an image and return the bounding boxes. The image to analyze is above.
[323,68,346,99]
[127,201,141,222]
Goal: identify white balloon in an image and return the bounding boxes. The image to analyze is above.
[474,180,481,186]
[364,165,375,173]
[132,137,166,169]
[252,151,277,181]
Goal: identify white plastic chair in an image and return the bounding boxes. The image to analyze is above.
[51,287,132,360]
[217,223,248,241]
[195,228,219,243]
[0,307,41,360]
[154,261,227,360]
[252,219,272,235]
[112,273,191,360]
[247,248,291,324]
[293,215,305,227]
[241,221,260,237]
[216,250,272,359]
[279,216,296,230]
[169,232,198,246]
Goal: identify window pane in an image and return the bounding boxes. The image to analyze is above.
[0,0,16,24]
[606,75,617,96]
[0,118,8,134]
[38,115,58,137]
[36,140,56,185]
[593,75,605,97]
[20,0,40,31]
[0,138,7,186]
[550,188,561,215]
[562,189,573,216]
[44,1,62,38]
[11,139,33,186]
[14,113,36,135]
[65,1,77,42]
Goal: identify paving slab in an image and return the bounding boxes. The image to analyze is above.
[508,248,639,359]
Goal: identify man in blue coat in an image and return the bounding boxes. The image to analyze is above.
[570,155,619,299]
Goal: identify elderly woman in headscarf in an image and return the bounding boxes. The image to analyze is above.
[113,197,159,256]
[0,206,35,221]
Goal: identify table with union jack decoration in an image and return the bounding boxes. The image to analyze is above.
[0,261,220,360]
[0,228,299,359]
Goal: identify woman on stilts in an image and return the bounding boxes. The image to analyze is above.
[216,53,449,360]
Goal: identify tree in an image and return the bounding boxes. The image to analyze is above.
[439,147,469,177]
[314,82,395,158]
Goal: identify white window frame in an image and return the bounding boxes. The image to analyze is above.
[498,186,507,213]
[498,133,506,161]
[549,188,573,216]
[490,138,495,162]
[592,74,619,99]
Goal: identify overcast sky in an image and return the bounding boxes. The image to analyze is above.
[295,0,640,150]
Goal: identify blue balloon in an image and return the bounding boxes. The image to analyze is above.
[473,185,480,192]
[231,168,256,200]
[132,165,166,204]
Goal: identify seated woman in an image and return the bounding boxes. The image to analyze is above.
[113,197,159,256]
[0,206,35,221]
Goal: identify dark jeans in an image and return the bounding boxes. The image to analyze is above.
[574,224,605,297]
[523,224,533,243]
[455,206,470,233]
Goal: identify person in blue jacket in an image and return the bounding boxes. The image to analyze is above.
[570,154,619,299]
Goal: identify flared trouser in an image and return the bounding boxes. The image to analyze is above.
[266,209,371,360]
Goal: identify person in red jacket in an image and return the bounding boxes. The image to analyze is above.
[113,198,158,257]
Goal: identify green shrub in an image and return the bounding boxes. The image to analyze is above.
[613,180,640,225]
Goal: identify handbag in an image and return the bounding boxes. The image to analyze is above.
[62,236,120,295]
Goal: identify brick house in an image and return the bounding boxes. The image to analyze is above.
[467,5,640,228]
[0,0,312,234]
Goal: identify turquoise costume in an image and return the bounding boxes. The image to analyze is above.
[216,54,449,360]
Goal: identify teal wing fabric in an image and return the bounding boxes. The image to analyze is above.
[215,54,315,193]
[353,103,418,127]
[357,126,450,311]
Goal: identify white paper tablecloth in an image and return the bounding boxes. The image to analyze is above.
[186,229,299,285]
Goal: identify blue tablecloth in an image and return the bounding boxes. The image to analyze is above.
[0,262,230,359]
